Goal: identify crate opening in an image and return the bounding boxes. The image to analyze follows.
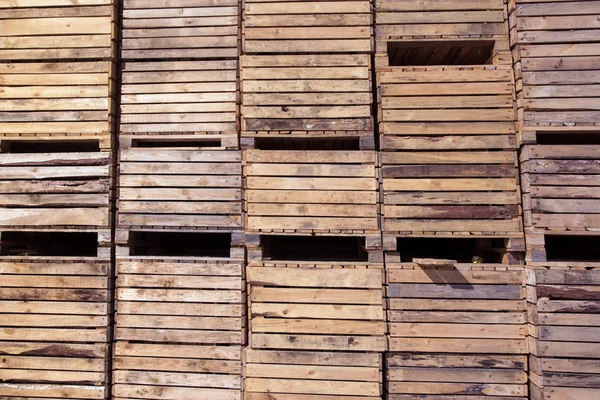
[388,40,496,66]
[254,137,360,151]
[0,232,98,256]
[132,139,222,148]
[397,238,507,263]
[129,231,231,257]
[536,132,600,145]
[1,140,100,153]
[260,235,368,261]
[545,235,600,262]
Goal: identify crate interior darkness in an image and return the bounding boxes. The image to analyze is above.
[397,237,507,263]
[0,140,100,153]
[545,235,600,262]
[536,132,600,145]
[260,235,368,261]
[132,139,222,148]
[129,231,231,257]
[0,232,98,256]
[254,137,360,150]
[388,40,495,66]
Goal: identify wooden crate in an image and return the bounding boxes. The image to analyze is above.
[244,349,383,400]
[243,0,372,54]
[247,262,386,352]
[117,144,242,230]
[375,0,509,53]
[386,263,528,399]
[0,0,117,61]
[122,0,239,60]
[509,0,600,142]
[241,54,373,134]
[378,65,521,237]
[521,145,600,235]
[0,61,116,147]
[244,149,379,235]
[113,258,245,400]
[0,257,111,399]
[526,266,600,400]
[121,60,238,136]
[0,139,112,230]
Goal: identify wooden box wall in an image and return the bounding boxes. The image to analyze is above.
[120,60,238,136]
[386,263,528,399]
[510,0,600,140]
[375,0,509,53]
[378,66,521,236]
[244,349,383,400]
[527,267,600,400]
[243,0,373,54]
[247,262,386,352]
[117,146,242,230]
[241,54,373,134]
[0,258,111,399]
[121,0,239,60]
[0,0,117,61]
[520,145,600,233]
[113,259,245,400]
[244,149,379,234]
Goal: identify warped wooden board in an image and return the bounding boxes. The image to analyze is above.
[0,0,116,61]
[122,0,239,60]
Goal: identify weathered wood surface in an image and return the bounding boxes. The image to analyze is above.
[243,0,372,54]
[118,147,242,229]
[511,0,600,130]
[0,259,110,398]
[241,54,373,133]
[244,349,382,399]
[0,0,117,61]
[122,0,239,60]
[113,259,245,399]
[386,264,527,398]
[247,262,385,352]
[527,267,600,399]
[121,60,238,134]
[244,150,379,233]
[0,62,115,140]
[378,66,521,235]
[521,145,600,231]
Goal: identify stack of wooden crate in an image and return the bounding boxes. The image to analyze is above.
[374,1,528,398]
[113,1,244,399]
[0,1,117,398]
[509,0,600,143]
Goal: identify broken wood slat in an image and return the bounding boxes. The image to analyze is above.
[113,259,245,399]
[0,258,111,398]
[511,0,600,137]
[247,263,385,352]
[241,54,373,133]
[0,1,117,61]
[121,0,239,60]
[526,266,600,399]
[244,149,379,234]
[120,60,238,135]
[118,144,241,229]
[243,0,372,54]
[0,62,115,144]
[386,264,527,398]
